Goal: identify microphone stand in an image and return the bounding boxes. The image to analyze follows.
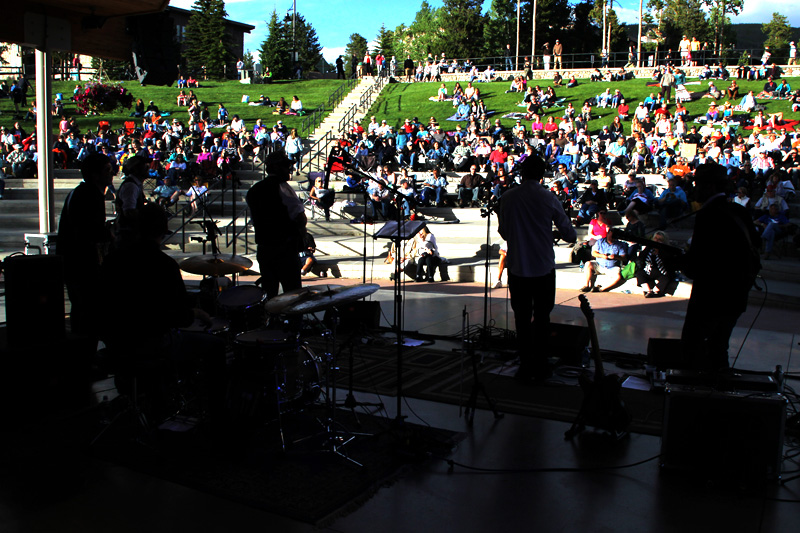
[338,160,421,426]
[478,197,500,346]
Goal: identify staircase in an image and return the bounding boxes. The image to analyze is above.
[299,76,387,175]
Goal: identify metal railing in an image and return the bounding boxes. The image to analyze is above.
[410,48,797,75]
[298,131,332,174]
[328,77,359,109]
[299,105,325,138]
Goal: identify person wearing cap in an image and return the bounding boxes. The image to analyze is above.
[552,40,563,70]
[7,143,33,179]
[144,100,159,118]
[634,101,649,121]
[367,116,380,136]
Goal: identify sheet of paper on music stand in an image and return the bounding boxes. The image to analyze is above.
[373,220,427,240]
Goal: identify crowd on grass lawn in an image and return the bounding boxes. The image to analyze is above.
[0,80,309,203]
[1,66,799,250]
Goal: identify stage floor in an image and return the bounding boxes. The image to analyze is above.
[2,279,800,532]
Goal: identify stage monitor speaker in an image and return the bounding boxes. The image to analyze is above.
[549,323,590,367]
[3,255,65,348]
[661,385,786,484]
[127,13,179,86]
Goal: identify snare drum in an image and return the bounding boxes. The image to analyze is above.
[217,285,267,333]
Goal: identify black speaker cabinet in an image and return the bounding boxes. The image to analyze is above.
[3,254,65,348]
[661,385,786,483]
[326,301,381,333]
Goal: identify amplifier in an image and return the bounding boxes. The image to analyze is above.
[661,385,786,483]
[326,300,381,333]
[24,232,57,255]
[3,254,65,348]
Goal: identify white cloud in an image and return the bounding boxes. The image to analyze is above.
[322,46,346,63]
[733,1,800,26]
[615,7,643,25]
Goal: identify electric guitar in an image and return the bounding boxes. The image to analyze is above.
[565,295,632,439]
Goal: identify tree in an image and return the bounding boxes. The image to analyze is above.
[439,0,485,59]
[259,10,291,79]
[376,24,395,59]
[183,0,231,79]
[344,33,368,76]
[762,13,793,59]
[566,0,602,55]
[282,12,324,78]
[393,1,444,60]
[703,0,743,54]
[483,0,516,58]
[645,0,710,52]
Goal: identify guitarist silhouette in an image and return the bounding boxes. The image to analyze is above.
[565,295,632,440]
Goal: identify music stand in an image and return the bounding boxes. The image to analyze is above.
[374,219,426,425]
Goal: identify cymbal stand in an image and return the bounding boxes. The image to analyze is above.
[297,307,364,466]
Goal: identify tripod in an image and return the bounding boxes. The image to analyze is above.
[461,307,503,426]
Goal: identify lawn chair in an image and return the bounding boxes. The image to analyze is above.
[123,121,136,136]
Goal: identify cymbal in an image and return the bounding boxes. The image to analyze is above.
[265,285,343,314]
[180,254,253,276]
[282,283,380,315]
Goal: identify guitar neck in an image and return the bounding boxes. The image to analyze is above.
[579,294,604,380]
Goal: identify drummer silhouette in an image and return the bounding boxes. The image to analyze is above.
[246,151,308,299]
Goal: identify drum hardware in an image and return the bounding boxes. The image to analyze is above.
[336,326,384,424]
[290,306,371,466]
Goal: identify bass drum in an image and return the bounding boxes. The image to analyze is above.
[229,333,321,421]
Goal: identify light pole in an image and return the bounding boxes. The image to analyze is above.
[531,0,538,67]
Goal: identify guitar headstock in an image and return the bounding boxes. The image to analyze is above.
[578,294,594,321]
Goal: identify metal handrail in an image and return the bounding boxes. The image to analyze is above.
[299,104,324,137]
[298,131,331,174]
[400,48,795,74]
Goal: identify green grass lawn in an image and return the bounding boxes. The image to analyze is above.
[0,78,346,136]
[1,74,798,140]
[365,76,800,134]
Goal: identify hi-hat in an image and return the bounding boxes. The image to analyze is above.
[265,285,343,314]
[180,254,253,276]
[281,283,380,315]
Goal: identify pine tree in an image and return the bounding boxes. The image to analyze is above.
[281,13,324,78]
[344,33,368,76]
[439,0,485,59]
[183,0,231,79]
[377,24,395,59]
[260,10,291,79]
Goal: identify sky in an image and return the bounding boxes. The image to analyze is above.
[168,0,800,63]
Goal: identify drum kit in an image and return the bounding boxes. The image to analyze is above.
[179,253,381,460]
